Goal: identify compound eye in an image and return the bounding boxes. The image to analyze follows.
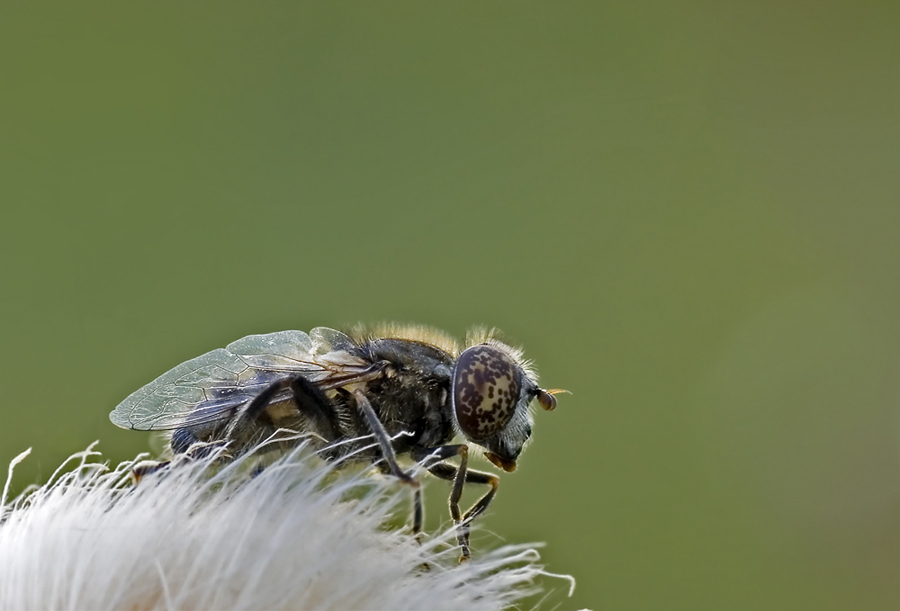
[536,389,557,411]
[452,345,521,441]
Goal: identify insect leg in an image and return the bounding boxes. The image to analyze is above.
[288,376,340,443]
[131,459,171,483]
[412,445,500,561]
[351,389,416,485]
[351,389,422,535]
[131,429,203,483]
[224,378,287,440]
[411,486,424,538]
[226,375,338,446]
[351,389,422,536]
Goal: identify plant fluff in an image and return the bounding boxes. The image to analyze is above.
[0,437,573,610]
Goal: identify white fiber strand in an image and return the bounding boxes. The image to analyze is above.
[0,440,571,610]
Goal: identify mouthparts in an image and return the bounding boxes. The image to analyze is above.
[485,452,517,472]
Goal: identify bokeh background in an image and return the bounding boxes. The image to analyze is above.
[2,2,899,609]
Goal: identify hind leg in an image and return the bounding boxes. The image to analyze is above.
[225,375,340,446]
[132,428,226,482]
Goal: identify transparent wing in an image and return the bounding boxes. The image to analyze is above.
[309,327,356,353]
[109,329,368,431]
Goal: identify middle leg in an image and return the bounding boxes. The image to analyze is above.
[351,389,422,534]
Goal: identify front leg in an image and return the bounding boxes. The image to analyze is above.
[412,445,500,561]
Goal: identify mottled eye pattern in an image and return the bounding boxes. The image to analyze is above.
[453,345,520,441]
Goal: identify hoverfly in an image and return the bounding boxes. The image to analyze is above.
[109,325,562,560]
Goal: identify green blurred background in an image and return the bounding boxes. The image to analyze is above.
[2,2,899,609]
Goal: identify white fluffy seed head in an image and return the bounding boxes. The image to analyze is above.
[0,437,574,610]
